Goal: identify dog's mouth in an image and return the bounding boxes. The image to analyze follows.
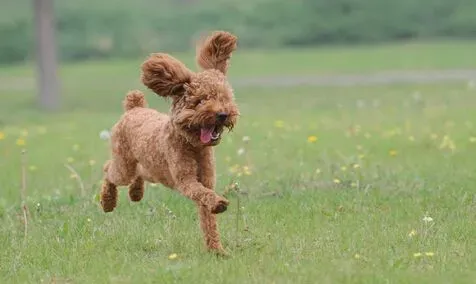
[200,125,223,144]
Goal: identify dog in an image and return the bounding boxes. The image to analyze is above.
[100,31,239,254]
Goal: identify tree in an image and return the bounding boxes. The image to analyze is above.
[33,0,60,111]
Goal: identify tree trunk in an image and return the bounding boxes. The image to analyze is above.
[33,0,60,111]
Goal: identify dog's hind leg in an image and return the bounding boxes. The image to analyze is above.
[100,151,138,212]
[100,177,118,213]
[128,176,145,202]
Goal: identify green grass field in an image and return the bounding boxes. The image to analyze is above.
[1,42,476,283]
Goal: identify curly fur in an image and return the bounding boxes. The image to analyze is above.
[141,53,193,97]
[196,31,237,74]
[100,31,239,255]
[123,90,147,111]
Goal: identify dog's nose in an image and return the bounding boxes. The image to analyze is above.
[216,112,228,121]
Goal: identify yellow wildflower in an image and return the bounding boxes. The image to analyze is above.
[315,168,321,175]
[0,131,5,140]
[168,253,178,260]
[243,166,252,176]
[425,252,435,257]
[408,229,417,237]
[229,164,240,174]
[274,120,285,128]
[439,135,456,151]
[16,138,26,146]
[333,178,341,184]
[354,254,361,259]
[413,252,422,258]
[389,150,398,157]
[353,164,360,169]
[350,182,358,188]
[307,135,318,143]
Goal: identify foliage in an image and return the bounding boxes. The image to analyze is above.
[1,0,476,64]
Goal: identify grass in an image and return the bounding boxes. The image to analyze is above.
[1,43,476,283]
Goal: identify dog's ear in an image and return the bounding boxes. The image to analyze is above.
[141,53,193,97]
[195,31,237,75]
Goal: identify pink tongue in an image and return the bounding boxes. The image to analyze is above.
[200,128,214,143]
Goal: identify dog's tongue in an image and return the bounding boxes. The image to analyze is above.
[200,127,214,144]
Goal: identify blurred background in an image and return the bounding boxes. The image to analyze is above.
[1,0,476,114]
[1,0,476,113]
[3,0,476,64]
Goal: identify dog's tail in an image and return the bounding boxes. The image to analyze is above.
[123,90,148,111]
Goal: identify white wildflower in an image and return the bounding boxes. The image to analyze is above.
[468,80,475,89]
[422,216,433,223]
[356,100,366,109]
[99,130,111,140]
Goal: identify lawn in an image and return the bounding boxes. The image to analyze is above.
[1,43,476,283]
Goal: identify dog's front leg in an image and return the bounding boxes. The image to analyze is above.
[176,180,229,214]
[177,179,229,254]
[170,150,229,213]
[196,204,226,254]
[170,150,229,254]
[195,148,227,254]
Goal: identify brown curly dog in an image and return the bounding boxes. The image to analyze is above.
[100,31,239,255]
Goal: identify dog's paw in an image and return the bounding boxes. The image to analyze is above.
[128,186,144,202]
[100,199,116,212]
[211,248,231,258]
[100,180,118,212]
[129,192,143,202]
[211,196,229,214]
[128,177,145,202]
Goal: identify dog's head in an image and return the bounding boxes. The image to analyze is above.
[141,31,239,147]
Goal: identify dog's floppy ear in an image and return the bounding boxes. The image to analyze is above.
[196,31,237,75]
[141,53,193,97]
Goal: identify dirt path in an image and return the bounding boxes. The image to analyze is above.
[232,69,476,87]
